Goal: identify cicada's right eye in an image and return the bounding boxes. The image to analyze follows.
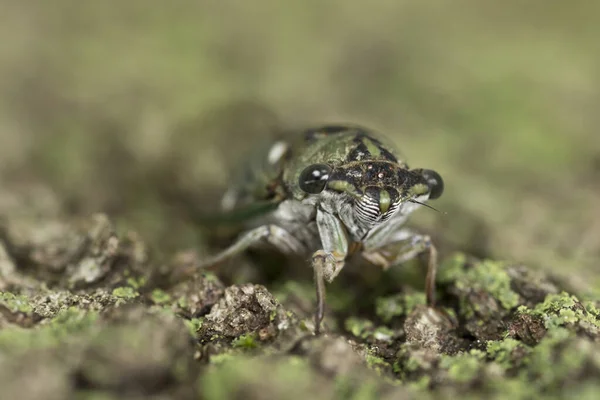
[299,164,332,194]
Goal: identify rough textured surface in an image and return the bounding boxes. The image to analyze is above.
[1,207,599,400]
[1,2,599,399]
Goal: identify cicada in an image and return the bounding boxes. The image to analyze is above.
[200,124,444,333]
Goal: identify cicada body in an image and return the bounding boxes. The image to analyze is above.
[202,124,444,333]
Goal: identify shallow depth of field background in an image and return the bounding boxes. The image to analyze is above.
[1,1,599,288]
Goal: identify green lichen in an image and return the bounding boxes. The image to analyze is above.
[584,301,600,318]
[111,286,139,300]
[402,357,421,375]
[365,352,387,371]
[439,253,520,316]
[375,292,425,323]
[126,276,147,290]
[372,326,395,342]
[176,295,188,309]
[440,350,486,383]
[184,317,203,336]
[232,333,259,350]
[518,327,584,390]
[486,338,529,369]
[438,252,469,282]
[481,326,599,398]
[519,292,600,332]
[150,288,171,305]
[49,307,99,332]
[345,317,374,338]
[344,318,395,343]
[0,291,33,313]
[394,344,434,378]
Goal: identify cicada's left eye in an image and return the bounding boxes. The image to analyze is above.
[299,164,332,194]
[420,169,444,200]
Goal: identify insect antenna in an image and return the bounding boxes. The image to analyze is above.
[408,199,445,214]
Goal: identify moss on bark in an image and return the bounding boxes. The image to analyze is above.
[1,210,599,400]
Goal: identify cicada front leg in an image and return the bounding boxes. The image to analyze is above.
[312,209,349,334]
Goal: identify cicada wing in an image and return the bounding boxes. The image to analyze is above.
[194,199,281,227]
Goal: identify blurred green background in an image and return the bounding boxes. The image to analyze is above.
[1,1,599,287]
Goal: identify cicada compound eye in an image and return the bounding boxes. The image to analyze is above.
[299,163,332,194]
[421,169,444,200]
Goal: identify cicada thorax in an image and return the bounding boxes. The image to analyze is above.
[303,124,407,165]
[282,124,409,199]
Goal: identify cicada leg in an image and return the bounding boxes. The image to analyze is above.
[311,249,346,334]
[199,224,307,270]
[312,209,349,334]
[362,229,438,307]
